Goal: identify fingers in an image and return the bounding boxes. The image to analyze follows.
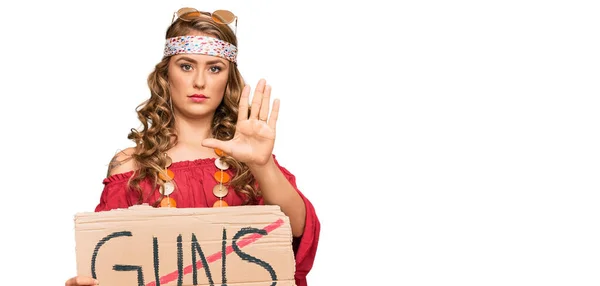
[268,98,280,129]
[249,79,266,120]
[201,138,233,157]
[202,138,223,150]
[244,79,277,124]
[259,84,271,121]
[65,276,98,286]
[237,85,250,123]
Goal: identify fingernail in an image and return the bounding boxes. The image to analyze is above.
[94,279,100,285]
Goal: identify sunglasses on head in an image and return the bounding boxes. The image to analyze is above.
[171,7,238,35]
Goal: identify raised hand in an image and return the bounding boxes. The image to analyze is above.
[202,78,280,166]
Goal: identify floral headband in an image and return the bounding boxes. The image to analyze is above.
[163,35,238,63]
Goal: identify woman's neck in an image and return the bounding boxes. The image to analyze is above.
[170,115,217,160]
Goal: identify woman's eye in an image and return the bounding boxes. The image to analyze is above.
[210,66,222,73]
[180,64,192,71]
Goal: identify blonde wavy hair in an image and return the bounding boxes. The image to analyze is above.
[125,13,260,205]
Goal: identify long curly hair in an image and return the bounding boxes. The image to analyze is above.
[125,13,260,205]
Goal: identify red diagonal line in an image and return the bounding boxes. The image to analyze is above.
[146,218,284,286]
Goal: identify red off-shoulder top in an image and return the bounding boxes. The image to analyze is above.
[95,155,319,286]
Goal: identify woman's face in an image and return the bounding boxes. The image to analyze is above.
[167,49,230,120]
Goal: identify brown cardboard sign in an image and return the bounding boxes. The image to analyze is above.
[73,204,296,286]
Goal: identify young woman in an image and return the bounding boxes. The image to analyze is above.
[65,8,319,286]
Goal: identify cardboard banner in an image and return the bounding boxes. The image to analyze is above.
[73,204,296,286]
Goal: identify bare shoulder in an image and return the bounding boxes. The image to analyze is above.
[107,147,137,177]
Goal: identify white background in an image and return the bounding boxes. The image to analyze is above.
[1,0,599,285]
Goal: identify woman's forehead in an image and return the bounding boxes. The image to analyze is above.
[172,53,229,65]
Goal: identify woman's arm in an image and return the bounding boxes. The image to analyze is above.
[249,156,306,237]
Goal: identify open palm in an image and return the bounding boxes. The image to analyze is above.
[202,79,280,166]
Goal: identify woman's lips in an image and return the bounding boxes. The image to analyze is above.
[188,94,207,103]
